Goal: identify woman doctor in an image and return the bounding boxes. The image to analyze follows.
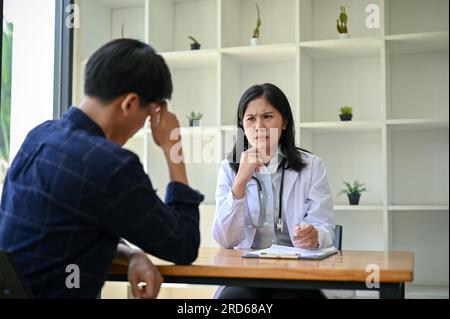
[213,83,351,299]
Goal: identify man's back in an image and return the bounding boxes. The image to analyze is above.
[0,107,203,298]
[0,39,204,299]
[0,108,133,298]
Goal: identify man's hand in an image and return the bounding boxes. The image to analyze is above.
[148,102,189,185]
[293,223,319,249]
[149,102,181,152]
[127,251,164,299]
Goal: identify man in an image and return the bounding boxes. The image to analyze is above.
[0,39,204,299]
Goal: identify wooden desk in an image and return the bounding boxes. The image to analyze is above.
[109,248,414,299]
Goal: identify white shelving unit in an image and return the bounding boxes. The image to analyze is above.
[74,0,449,287]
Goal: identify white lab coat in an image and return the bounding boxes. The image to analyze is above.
[212,152,356,299]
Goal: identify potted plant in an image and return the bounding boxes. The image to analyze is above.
[250,3,262,46]
[338,181,368,206]
[186,112,203,127]
[337,5,349,39]
[339,106,353,121]
[188,36,201,50]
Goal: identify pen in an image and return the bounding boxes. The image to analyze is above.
[260,253,300,259]
[292,222,308,241]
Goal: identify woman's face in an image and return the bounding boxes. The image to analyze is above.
[242,96,287,159]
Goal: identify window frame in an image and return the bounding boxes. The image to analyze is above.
[53,0,74,119]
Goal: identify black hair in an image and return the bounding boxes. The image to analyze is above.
[84,39,173,106]
[228,83,309,173]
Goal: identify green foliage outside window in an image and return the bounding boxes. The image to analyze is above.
[1,21,13,182]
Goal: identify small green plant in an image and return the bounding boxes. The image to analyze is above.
[187,112,203,127]
[186,112,203,121]
[337,5,348,34]
[188,36,200,45]
[252,3,262,38]
[188,36,201,50]
[340,106,353,116]
[338,181,368,196]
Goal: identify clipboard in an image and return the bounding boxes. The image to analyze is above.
[242,245,339,261]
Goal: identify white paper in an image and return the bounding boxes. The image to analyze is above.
[244,245,338,259]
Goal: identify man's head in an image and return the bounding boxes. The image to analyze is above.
[83,39,172,145]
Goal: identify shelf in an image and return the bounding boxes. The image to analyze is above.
[334,205,383,211]
[170,66,218,127]
[334,209,385,251]
[300,37,382,60]
[221,52,297,126]
[387,0,449,36]
[146,139,220,204]
[179,126,221,136]
[299,0,382,42]
[300,52,382,122]
[388,205,449,212]
[388,129,448,206]
[132,128,147,139]
[302,131,383,206]
[387,119,449,131]
[132,126,225,138]
[387,46,448,120]
[98,0,145,8]
[299,121,383,133]
[108,0,145,40]
[391,211,449,285]
[220,128,239,157]
[147,0,218,52]
[222,0,296,48]
[123,133,146,162]
[220,126,238,132]
[221,44,296,64]
[79,0,146,59]
[161,49,219,69]
[133,126,222,138]
[386,32,449,54]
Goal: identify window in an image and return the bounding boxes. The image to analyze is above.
[1,1,12,187]
[0,0,56,190]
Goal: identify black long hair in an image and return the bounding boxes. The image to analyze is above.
[228,83,309,173]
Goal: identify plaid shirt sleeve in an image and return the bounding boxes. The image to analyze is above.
[100,154,204,265]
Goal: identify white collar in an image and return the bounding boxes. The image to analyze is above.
[259,149,285,175]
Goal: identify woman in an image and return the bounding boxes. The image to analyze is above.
[213,83,353,299]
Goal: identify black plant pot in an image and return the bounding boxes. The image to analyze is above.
[190,43,201,50]
[340,114,353,121]
[348,193,361,206]
[189,119,201,127]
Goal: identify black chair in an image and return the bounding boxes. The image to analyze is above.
[334,225,343,251]
[0,251,33,299]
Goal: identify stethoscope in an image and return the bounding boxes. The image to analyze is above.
[247,159,286,232]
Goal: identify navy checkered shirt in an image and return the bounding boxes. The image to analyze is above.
[0,107,204,299]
